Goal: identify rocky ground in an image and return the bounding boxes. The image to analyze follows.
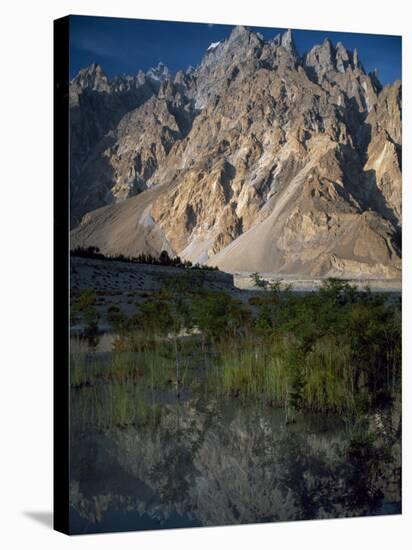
[70,257,241,331]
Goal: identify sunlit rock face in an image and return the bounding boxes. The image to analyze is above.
[70,27,401,279]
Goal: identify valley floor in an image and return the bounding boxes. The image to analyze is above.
[69,255,401,532]
[70,257,401,332]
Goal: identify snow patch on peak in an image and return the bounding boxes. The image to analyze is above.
[147,62,170,82]
[207,41,221,52]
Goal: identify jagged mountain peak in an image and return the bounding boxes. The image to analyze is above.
[229,25,251,39]
[147,62,171,82]
[281,29,297,53]
[353,47,365,71]
[69,27,401,280]
[225,24,264,50]
[75,62,105,77]
[335,41,350,72]
[72,62,110,91]
[304,37,369,83]
[305,39,335,73]
[336,41,348,53]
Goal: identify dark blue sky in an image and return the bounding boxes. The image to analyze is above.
[69,15,401,86]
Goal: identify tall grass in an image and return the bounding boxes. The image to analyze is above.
[70,279,401,417]
[70,329,201,398]
[213,330,395,415]
[216,339,290,407]
[303,338,355,414]
[70,337,100,387]
[71,347,179,389]
[71,380,163,432]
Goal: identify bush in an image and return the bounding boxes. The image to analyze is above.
[107,305,126,328]
[192,290,251,342]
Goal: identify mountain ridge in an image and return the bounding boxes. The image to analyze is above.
[70,27,401,279]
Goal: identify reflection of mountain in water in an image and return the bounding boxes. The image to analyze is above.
[70,394,401,533]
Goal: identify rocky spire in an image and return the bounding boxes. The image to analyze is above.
[335,41,350,73]
[305,38,336,79]
[369,68,383,93]
[72,63,110,92]
[351,48,366,73]
[353,48,360,67]
[280,29,298,57]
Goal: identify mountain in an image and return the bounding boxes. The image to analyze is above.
[70,27,402,279]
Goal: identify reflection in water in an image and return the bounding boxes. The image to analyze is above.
[70,373,401,533]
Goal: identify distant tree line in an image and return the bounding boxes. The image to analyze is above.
[70,246,220,271]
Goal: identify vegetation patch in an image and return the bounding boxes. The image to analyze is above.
[70,277,401,416]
